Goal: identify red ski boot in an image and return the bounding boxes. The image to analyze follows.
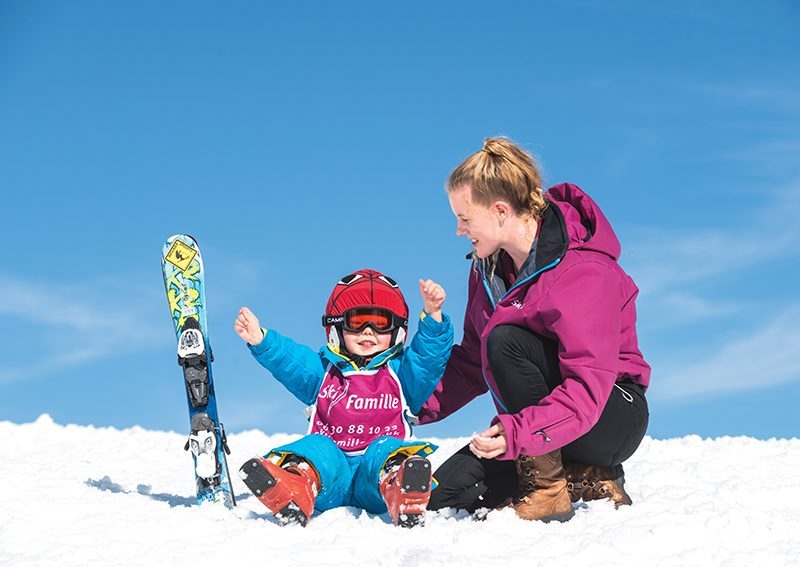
[239,456,320,526]
[380,455,433,527]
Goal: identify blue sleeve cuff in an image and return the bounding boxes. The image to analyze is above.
[248,327,274,356]
[418,312,452,335]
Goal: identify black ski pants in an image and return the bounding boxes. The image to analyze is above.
[428,324,649,513]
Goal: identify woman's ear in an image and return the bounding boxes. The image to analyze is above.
[493,201,512,225]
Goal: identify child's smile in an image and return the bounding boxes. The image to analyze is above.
[342,328,392,357]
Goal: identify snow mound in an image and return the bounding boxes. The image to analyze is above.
[1,415,799,566]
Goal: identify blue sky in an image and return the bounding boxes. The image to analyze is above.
[1,1,798,440]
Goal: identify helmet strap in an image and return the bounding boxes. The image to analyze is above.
[328,326,342,352]
[392,327,406,347]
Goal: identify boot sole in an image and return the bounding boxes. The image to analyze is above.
[396,457,431,528]
[400,456,431,492]
[539,508,576,523]
[239,458,276,496]
[239,458,309,526]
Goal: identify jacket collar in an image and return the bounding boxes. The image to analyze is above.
[531,199,569,274]
[321,343,403,372]
[474,201,569,306]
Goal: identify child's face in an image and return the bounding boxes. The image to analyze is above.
[342,326,392,358]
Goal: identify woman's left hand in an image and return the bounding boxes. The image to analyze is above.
[469,423,508,459]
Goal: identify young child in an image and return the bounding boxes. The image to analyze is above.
[234,269,452,527]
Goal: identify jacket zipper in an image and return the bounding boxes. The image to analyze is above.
[476,258,563,408]
[478,257,562,309]
[503,257,561,300]
[532,415,573,443]
[483,370,509,413]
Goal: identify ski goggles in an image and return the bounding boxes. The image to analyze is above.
[322,307,408,333]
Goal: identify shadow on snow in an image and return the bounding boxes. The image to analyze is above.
[85,475,249,508]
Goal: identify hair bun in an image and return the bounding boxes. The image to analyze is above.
[448,136,546,219]
[482,138,501,157]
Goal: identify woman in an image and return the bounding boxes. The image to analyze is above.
[419,137,650,522]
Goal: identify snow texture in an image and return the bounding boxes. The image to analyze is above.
[2,414,799,567]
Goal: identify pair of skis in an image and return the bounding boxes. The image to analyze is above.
[161,235,235,509]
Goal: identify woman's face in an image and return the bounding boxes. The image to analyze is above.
[448,185,503,258]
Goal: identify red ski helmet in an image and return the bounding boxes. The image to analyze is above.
[322,269,409,352]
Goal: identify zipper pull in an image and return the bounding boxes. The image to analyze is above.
[615,383,634,403]
[533,429,551,443]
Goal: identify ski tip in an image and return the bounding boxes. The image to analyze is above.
[162,235,202,272]
[164,234,200,248]
[165,233,196,240]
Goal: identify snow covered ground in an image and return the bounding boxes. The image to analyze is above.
[1,415,798,567]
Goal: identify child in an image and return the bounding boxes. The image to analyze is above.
[235,269,452,527]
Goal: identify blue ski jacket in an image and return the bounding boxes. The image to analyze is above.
[248,312,454,416]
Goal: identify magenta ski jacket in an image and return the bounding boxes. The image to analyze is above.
[418,183,651,460]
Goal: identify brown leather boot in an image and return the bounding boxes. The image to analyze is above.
[512,449,575,522]
[564,463,632,509]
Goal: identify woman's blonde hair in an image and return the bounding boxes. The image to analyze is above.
[448,137,547,274]
[447,137,547,218]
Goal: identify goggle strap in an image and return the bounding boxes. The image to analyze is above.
[322,315,345,327]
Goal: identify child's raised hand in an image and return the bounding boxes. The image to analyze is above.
[234,306,264,346]
[419,279,446,322]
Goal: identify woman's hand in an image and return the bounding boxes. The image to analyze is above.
[419,279,446,322]
[469,423,508,459]
[234,306,264,346]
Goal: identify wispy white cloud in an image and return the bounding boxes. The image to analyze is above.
[624,178,800,296]
[651,305,800,401]
[721,140,800,177]
[0,274,164,385]
[638,292,743,333]
[0,242,272,387]
[624,178,800,398]
[689,83,800,115]
[189,245,272,306]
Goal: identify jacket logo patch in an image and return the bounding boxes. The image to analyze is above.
[511,300,524,310]
[319,381,349,417]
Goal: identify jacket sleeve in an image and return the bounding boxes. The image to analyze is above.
[248,329,325,406]
[395,312,454,415]
[417,269,488,424]
[493,261,622,459]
